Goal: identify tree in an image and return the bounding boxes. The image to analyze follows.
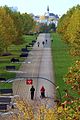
[65,7,80,55]
[39,23,49,33]
[0,7,17,52]
[22,13,36,34]
[49,23,56,32]
[4,6,24,44]
[57,5,80,56]
[3,6,36,41]
[57,6,76,42]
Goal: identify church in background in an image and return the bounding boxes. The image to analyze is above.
[33,6,59,27]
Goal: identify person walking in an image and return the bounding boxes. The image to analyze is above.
[42,41,45,47]
[37,42,40,47]
[30,85,35,100]
[40,86,45,98]
[45,39,47,44]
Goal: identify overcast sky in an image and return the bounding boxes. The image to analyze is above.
[0,0,80,16]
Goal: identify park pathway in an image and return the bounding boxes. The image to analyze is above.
[13,33,56,108]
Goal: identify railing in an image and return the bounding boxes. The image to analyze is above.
[6,76,62,101]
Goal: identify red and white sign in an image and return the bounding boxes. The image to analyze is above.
[26,79,33,85]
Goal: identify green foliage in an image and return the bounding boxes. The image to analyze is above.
[22,13,36,34]
[39,23,49,33]
[0,6,36,52]
[51,33,79,98]
[64,60,80,97]
[0,34,36,89]
[65,7,80,56]
[49,23,56,32]
[51,32,80,119]
[61,60,80,120]
[57,6,75,36]
[4,96,80,120]
[0,7,17,52]
[57,5,80,56]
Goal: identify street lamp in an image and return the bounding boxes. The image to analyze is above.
[7,76,62,102]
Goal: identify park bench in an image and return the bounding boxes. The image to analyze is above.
[0,95,19,111]
[0,103,15,111]
[51,40,53,42]
[11,58,19,63]
[0,97,11,103]
[0,89,13,94]
[0,78,6,81]
[20,53,28,57]
[0,104,8,111]
[6,66,16,70]
[29,43,34,46]
[21,48,29,52]
[2,53,12,56]
[26,45,31,48]
[32,40,36,43]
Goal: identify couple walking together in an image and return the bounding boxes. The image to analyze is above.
[37,39,47,47]
[30,86,45,100]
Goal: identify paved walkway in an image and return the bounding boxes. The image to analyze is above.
[13,33,56,107]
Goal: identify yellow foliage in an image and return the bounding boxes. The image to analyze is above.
[9,95,80,120]
[57,5,80,56]
[0,7,17,51]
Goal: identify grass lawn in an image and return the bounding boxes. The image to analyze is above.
[0,34,37,89]
[51,33,80,100]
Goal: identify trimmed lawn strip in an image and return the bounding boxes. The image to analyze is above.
[51,33,80,99]
[0,35,37,89]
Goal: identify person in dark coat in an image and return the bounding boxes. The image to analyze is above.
[30,85,35,100]
[45,39,47,44]
[42,41,45,47]
[37,42,40,47]
[40,86,45,98]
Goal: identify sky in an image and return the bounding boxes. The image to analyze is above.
[0,0,80,16]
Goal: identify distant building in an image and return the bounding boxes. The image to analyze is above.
[44,6,59,26]
[33,15,40,22]
[33,6,59,26]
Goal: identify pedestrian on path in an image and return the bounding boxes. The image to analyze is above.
[45,39,47,44]
[30,85,35,100]
[37,41,40,47]
[40,86,45,98]
[42,41,45,47]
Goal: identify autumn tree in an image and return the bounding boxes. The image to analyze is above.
[0,7,17,52]
[57,5,80,56]
[57,6,75,41]
[22,13,36,34]
[4,6,23,44]
[4,6,36,40]
[65,7,80,55]
[57,5,80,119]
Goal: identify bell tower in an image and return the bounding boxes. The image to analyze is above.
[47,5,49,16]
[47,5,49,12]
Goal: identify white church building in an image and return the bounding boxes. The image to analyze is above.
[34,6,59,26]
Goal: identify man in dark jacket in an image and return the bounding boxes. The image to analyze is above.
[42,41,45,47]
[37,42,40,47]
[30,86,35,100]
